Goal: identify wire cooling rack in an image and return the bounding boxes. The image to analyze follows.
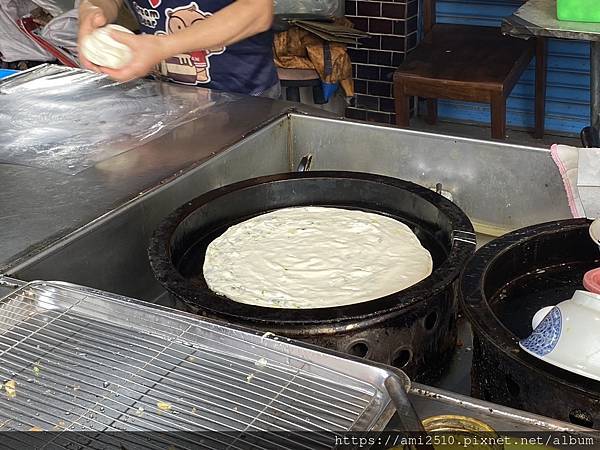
[0,281,408,449]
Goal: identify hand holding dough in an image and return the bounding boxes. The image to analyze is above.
[81,24,134,70]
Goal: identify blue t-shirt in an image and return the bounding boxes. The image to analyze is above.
[126,0,278,95]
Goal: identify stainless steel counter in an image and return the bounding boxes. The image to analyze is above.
[0,67,327,271]
[287,115,571,233]
[2,65,572,277]
[0,68,586,435]
[7,112,572,300]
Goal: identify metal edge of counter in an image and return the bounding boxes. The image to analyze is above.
[1,111,297,274]
[410,383,595,433]
[4,108,569,278]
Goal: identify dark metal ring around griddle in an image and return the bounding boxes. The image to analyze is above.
[149,171,475,325]
[460,218,600,428]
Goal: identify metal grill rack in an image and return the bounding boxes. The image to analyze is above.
[0,282,408,449]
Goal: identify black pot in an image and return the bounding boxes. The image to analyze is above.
[149,171,475,382]
[460,218,600,428]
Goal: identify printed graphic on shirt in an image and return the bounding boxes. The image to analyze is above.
[148,0,162,7]
[157,2,225,85]
[132,1,160,28]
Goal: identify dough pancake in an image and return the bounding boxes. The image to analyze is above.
[203,207,433,308]
[81,24,133,70]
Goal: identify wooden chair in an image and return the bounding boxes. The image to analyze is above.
[393,0,546,139]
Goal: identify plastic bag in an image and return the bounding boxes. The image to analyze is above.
[0,0,78,63]
[38,7,79,54]
[0,65,231,175]
[30,0,75,17]
[273,0,341,17]
[0,0,50,62]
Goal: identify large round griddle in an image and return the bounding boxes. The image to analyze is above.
[461,218,600,428]
[149,171,475,381]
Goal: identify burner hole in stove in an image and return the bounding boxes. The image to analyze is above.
[348,342,369,358]
[505,374,520,397]
[424,311,438,331]
[391,348,412,368]
[569,409,594,428]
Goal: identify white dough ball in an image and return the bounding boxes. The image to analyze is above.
[81,24,134,70]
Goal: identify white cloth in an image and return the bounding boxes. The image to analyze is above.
[551,144,600,219]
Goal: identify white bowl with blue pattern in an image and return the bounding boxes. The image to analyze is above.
[519,290,600,381]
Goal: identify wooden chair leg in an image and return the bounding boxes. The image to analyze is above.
[534,37,547,139]
[394,85,410,127]
[426,99,438,125]
[491,94,507,140]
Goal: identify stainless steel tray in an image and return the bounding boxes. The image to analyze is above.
[0,281,412,449]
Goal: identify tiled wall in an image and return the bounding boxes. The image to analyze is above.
[345,0,419,124]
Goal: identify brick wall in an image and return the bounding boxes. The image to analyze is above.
[345,0,419,124]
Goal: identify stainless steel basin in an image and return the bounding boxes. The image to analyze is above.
[10,114,570,304]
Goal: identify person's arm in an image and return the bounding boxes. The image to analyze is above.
[101,0,273,82]
[81,0,122,23]
[78,0,124,70]
[161,0,273,55]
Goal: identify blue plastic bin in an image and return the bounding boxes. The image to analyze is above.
[0,69,18,79]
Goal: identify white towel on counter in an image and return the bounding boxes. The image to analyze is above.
[551,144,600,219]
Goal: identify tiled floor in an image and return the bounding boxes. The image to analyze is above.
[303,92,583,148]
[409,117,582,149]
